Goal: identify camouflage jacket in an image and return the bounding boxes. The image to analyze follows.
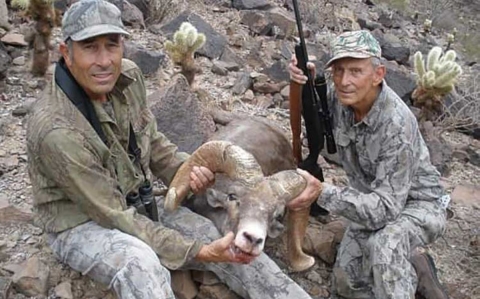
[319,82,447,231]
[27,59,202,270]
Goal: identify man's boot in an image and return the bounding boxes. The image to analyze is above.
[411,252,449,299]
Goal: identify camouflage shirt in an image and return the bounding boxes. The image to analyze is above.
[319,82,447,230]
[27,59,202,270]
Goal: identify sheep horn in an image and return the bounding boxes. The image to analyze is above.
[165,141,264,211]
[267,170,315,272]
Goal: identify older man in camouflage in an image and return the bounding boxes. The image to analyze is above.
[26,0,314,298]
[289,30,450,299]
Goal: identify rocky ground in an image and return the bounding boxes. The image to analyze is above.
[1,0,480,298]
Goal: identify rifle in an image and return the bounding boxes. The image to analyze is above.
[289,0,336,216]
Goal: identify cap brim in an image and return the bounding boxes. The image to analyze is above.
[325,52,374,69]
[69,24,130,41]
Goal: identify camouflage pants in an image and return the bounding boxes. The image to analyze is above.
[47,201,312,299]
[331,200,446,299]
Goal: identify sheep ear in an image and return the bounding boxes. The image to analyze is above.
[206,188,228,208]
[267,220,285,238]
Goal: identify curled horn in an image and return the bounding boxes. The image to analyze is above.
[165,141,264,211]
[267,170,307,202]
[268,170,315,272]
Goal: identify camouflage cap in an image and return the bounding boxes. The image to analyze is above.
[62,0,130,42]
[325,30,381,68]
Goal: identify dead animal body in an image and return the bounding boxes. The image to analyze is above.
[165,118,314,272]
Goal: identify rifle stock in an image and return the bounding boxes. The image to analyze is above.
[289,81,303,164]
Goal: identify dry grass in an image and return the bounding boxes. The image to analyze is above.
[434,72,480,133]
[145,0,182,24]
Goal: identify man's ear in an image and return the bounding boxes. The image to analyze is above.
[373,65,386,86]
[59,42,72,66]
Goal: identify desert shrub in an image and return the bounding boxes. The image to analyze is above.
[146,0,180,24]
[434,71,480,132]
[459,27,480,62]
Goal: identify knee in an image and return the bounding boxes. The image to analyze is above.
[367,225,408,265]
[114,238,170,282]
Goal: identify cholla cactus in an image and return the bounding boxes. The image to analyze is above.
[164,22,206,85]
[412,46,463,120]
[423,19,432,33]
[11,0,59,76]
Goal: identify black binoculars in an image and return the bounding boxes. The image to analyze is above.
[126,180,159,221]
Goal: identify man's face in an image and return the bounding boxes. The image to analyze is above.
[331,57,384,108]
[61,34,123,101]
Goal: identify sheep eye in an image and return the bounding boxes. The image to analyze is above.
[274,211,284,222]
[227,193,237,201]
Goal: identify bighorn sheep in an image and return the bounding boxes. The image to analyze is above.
[165,118,314,272]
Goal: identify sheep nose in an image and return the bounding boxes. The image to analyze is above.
[243,232,263,245]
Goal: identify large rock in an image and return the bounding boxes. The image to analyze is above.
[0,0,9,30]
[240,8,296,38]
[220,47,245,66]
[122,0,146,29]
[263,60,290,83]
[123,41,166,75]
[12,257,50,297]
[1,34,27,47]
[451,185,480,209]
[232,0,272,10]
[0,276,12,299]
[266,7,296,38]
[197,284,241,299]
[303,224,337,265]
[383,61,416,102]
[54,281,73,299]
[128,0,149,19]
[149,75,216,154]
[465,145,480,167]
[232,72,252,95]
[0,42,11,80]
[240,11,271,36]
[157,11,228,60]
[171,270,198,299]
[372,29,410,66]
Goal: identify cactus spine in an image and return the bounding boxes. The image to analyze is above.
[412,46,463,120]
[164,22,206,85]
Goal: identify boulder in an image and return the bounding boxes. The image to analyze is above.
[232,72,252,95]
[451,185,480,209]
[122,0,146,29]
[232,0,272,10]
[171,270,198,299]
[149,75,216,154]
[123,41,166,75]
[12,257,50,297]
[383,61,416,102]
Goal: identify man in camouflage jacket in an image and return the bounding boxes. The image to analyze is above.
[26,1,313,298]
[289,30,450,299]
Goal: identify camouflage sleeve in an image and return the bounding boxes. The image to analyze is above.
[318,133,415,231]
[39,128,202,270]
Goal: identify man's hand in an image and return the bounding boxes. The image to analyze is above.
[289,55,316,85]
[287,169,323,211]
[195,232,256,264]
[190,166,215,194]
